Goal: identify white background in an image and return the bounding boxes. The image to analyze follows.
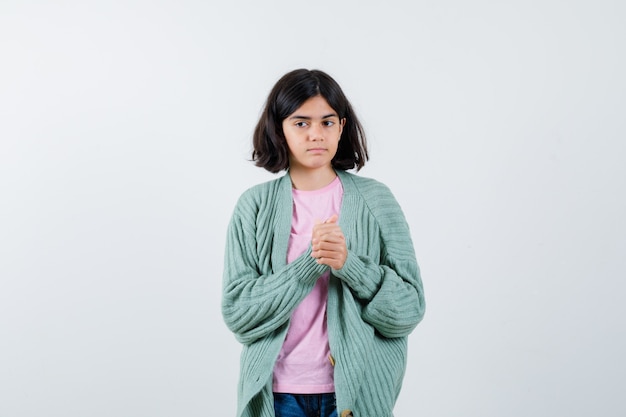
[1,1,625,416]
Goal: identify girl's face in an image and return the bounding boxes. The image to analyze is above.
[282,95,345,174]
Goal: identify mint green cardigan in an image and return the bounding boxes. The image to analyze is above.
[222,170,425,417]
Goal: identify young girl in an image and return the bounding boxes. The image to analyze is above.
[222,69,425,417]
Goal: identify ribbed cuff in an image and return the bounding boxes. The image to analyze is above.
[290,247,329,285]
[332,251,380,299]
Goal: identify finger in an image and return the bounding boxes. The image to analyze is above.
[312,241,347,259]
[313,250,341,261]
[312,234,345,249]
[313,232,346,244]
[313,242,344,254]
[313,221,341,233]
[324,214,339,224]
[314,251,346,269]
[312,224,343,239]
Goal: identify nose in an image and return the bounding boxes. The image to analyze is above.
[309,123,324,141]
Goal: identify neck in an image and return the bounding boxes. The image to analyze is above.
[289,167,337,191]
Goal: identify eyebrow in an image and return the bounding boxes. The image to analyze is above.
[287,113,339,120]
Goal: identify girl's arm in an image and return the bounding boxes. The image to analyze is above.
[221,207,327,345]
[332,186,425,338]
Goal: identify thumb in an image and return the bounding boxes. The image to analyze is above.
[324,214,339,224]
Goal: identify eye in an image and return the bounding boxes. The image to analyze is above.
[322,120,335,127]
[295,121,308,128]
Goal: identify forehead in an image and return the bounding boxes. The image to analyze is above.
[289,95,338,118]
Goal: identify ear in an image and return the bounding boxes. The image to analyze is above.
[339,118,346,136]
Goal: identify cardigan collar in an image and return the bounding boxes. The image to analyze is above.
[278,169,356,196]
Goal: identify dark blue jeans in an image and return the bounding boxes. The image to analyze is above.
[273,393,337,417]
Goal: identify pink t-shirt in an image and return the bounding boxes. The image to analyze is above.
[272,176,343,394]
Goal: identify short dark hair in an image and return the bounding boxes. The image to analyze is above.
[252,69,368,173]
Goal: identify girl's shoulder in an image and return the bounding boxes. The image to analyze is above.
[338,171,405,222]
[235,174,289,207]
[338,171,394,198]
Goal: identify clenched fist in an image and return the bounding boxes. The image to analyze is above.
[311,214,347,270]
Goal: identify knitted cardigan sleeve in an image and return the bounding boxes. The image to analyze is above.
[332,177,425,338]
[221,186,327,345]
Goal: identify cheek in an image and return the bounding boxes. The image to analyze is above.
[284,136,298,155]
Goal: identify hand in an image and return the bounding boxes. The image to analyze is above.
[311,214,347,270]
